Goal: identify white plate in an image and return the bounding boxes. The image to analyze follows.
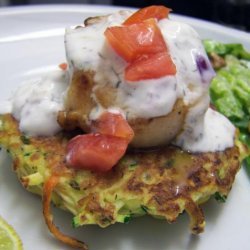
[0,5,250,250]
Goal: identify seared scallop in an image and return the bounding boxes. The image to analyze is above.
[58,10,215,149]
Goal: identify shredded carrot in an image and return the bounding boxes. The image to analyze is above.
[42,174,88,250]
[58,62,68,71]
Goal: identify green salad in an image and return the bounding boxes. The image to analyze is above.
[204,40,250,169]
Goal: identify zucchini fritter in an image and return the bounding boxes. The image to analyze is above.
[0,114,246,249]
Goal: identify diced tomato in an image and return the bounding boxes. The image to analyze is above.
[66,112,134,172]
[125,52,176,81]
[123,5,171,25]
[58,62,68,71]
[104,18,167,62]
[66,134,128,172]
[91,112,134,142]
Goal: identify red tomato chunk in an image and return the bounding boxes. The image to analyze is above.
[125,52,176,81]
[123,5,171,25]
[105,19,167,62]
[91,112,134,142]
[66,134,128,172]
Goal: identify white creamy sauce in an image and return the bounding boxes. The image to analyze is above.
[65,13,215,120]
[65,11,131,77]
[3,10,235,153]
[10,69,68,136]
[174,107,235,152]
[117,76,178,118]
[158,19,215,104]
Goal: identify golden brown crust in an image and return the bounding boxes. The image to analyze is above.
[84,15,108,26]
[43,174,88,250]
[0,114,242,249]
[57,70,95,131]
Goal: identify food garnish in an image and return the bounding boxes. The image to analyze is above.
[66,133,129,171]
[205,40,250,168]
[125,51,176,81]
[66,112,134,171]
[58,62,68,71]
[91,111,134,142]
[0,216,23,250]
[123,5,171,25]
[105,18,167,62]
[104,10,176,81]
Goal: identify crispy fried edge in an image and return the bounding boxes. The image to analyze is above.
[43,174,88,250]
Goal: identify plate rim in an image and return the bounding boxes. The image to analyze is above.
[0,4,249,42]
[0,5,250,250]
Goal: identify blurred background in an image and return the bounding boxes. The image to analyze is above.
[0,0,249,31]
